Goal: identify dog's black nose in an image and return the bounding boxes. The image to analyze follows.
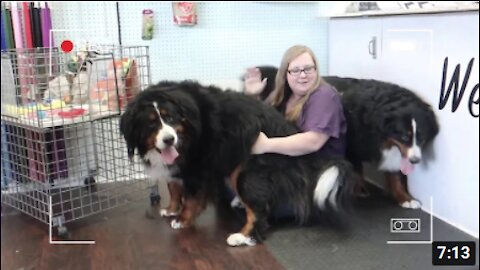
[163,136,175,146]
[409,157,421,164]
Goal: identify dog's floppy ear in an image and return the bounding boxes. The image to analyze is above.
[372,110,395,136]
[176,97,202,137]
[119,104,139,161]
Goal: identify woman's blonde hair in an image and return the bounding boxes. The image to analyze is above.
[271,45,323,122]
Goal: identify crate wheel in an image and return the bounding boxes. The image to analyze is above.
[57,226,69,239]
[150,194,161,206]
[84,176,97,192]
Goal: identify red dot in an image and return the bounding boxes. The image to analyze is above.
[61,40,74,53]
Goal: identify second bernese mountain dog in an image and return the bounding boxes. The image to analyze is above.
[326,76,439,208]
[120,80,356,246]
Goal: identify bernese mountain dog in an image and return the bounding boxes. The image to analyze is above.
[252,66,439,209]
[325,76,439,209]
[120,80,355,246]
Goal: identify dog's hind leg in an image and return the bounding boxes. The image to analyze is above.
[386,172,421,209]
[160,180,183,217]
[352,161,370,198]
[226,171,270,247]
[226,206,258,247]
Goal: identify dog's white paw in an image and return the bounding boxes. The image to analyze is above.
[400,199,422,209]
[227,233,256,247]
[230,196,245,209]
[170,219,185,229]
[160,209,179,217]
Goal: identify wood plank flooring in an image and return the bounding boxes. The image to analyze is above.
[1,199,284,270]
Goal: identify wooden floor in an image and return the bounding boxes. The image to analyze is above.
[1,200,284,270]
[4,185,479,270]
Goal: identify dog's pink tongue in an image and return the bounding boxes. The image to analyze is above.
[161,147,179,165]
[400,158,414,175]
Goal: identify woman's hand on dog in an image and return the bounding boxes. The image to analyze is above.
[251,132,269,155]
[244,67,268,96]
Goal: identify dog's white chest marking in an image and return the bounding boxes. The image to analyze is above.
[379,147,402,171]
[144,150,178,181]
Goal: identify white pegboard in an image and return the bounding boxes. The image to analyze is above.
[49,2,119,49]
[48,2,330,90]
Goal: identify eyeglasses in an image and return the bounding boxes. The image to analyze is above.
[287,65,316,77]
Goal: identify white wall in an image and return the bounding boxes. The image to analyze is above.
[383,13,479,239]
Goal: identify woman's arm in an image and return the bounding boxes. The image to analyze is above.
[251,131,329,156]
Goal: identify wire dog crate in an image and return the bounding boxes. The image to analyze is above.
[1,45,150,236]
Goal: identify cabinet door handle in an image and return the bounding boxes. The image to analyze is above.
[368,36,377,59]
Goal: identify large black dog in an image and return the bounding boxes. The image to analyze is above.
[326,76,439,208]
[253,66,439,209]
[120,80,355,246]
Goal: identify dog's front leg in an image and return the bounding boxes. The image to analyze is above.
[160,180,183,217]
[170,192,206,229]
[386,172,421,209]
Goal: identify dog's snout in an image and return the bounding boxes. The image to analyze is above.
[409,157,421,164]
[163,136,175,146]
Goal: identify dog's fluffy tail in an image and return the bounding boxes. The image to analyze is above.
[313,159,356,213]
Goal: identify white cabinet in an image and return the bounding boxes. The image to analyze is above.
[328,17,382,79]
[328,12,479,238]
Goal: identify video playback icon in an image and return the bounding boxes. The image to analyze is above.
[390,218,421,233]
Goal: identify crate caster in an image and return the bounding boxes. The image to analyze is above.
[84,176,97,193]
[150,194,161,206]
[57,225,69,239]
[149,184,161,206]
